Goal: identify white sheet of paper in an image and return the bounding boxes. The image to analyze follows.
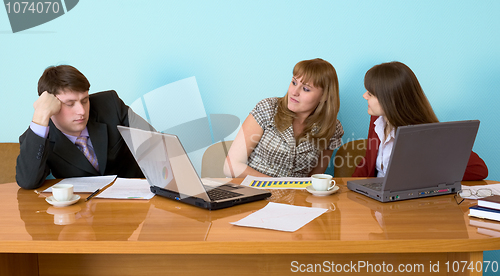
[230,202,327,232]
[461,183,500,199]
[43,175,117,193]
[95,178,154,199]
[240,175,312,189]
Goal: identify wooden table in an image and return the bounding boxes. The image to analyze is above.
[1,178,499,276]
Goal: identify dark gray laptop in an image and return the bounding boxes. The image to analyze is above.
[347,120,480,202]
[117,126,271,210]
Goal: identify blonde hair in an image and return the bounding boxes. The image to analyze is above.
[275,58,340,150]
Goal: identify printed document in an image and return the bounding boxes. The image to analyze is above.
[240,175,312,189]
[96,178,154,199]
[43,175,117,193]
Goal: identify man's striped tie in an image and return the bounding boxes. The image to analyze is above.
[75,136,99,172]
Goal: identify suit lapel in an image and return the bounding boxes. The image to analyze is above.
[49,120,98,174]
[87,111,108,175]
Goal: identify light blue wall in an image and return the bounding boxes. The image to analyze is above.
[1,0,500,265]
[1,1,499,179]
[1,1,499,173]
[484,250,500,276]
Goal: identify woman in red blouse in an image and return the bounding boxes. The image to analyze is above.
[352,61,488,180]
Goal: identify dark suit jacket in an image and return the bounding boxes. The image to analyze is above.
[352,116,488,180]
[16,90,155,189]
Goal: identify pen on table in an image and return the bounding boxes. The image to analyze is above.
[86,189,100,201]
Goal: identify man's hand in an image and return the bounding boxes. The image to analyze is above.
[32,91,61,126]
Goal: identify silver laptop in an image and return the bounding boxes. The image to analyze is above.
[347,120,480,202]
[117,126,271,210]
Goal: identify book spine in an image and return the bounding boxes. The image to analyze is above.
[478,201,500,210]
[469,208,500,222]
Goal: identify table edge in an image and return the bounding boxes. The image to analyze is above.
[2,239,500,254]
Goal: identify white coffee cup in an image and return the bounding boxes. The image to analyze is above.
[51,184,74,202]
[311,174,336,191]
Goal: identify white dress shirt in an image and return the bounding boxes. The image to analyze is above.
[374,116,395,177]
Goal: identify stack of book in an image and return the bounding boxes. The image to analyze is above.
[469,195,500,222]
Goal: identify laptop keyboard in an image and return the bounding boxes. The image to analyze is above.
[361,182,383,191]
[204,185,243,201]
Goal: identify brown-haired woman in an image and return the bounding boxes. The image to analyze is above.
[353,61,488,180]
[224,58,344,178]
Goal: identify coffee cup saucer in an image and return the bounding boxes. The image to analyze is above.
[45,195,80,207]
[306,185,339,196]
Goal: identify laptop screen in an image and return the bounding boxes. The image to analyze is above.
[117,126,209,201]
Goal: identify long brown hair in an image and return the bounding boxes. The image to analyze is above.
[275,58,340,150]
[364,61,438,128]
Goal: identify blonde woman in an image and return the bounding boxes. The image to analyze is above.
[224,58,344,178]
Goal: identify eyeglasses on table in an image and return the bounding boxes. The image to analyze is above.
[454,189,494,205]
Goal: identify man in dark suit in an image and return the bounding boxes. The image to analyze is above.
[16,65,154,189]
